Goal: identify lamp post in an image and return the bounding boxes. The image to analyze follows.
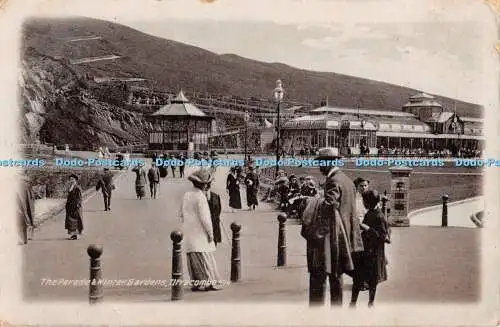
[273,80,284,177]
[244,110,250,164]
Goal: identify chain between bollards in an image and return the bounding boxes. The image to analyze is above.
[230,222,241,282]
[277,213,287,267]
[441,194,449,227]
[170,231,183,301]
[87,244,103,304]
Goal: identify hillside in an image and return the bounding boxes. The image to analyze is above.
[20,17,483,147]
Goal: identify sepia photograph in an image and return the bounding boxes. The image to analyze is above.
[1,0,499,326]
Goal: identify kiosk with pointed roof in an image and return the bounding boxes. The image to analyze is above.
[147,90,214,152]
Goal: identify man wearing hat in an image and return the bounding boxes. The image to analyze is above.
[181,168,222,291]
[64,174,83,240]
[147,162,161,199]
[304,147,364,306]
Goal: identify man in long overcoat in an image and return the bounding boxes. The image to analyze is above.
[65,174,83,240]
[302,147,364,306]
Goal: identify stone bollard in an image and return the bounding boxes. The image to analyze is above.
[87,244,103,304]
[277,213,287,267]
[230,222,241,282]
[441,194,449,227]
[170,231,183,301]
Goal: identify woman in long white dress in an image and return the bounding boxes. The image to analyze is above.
[180,168,223,291]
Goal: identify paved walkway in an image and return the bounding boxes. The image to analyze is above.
[409,197,483,228]
[23,162,480,305]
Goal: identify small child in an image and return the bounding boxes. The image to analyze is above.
[350,189,389,308]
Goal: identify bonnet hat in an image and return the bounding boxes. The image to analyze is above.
[188,168,213,184]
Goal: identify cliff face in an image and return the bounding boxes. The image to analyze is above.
[20,48,148,147]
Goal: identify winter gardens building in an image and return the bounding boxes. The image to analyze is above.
[279,93,483,156]
[148,92,484,156]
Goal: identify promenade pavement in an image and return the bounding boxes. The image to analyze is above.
[23,160,480,305]
[409,197,483,228]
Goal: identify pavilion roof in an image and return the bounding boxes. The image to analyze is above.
[150,90,212,118]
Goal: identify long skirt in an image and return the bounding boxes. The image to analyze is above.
[135,185,146,198]
[186,252,223,290]
[228,189,242,209]
[65,212,83,235]
[246,187,258,207]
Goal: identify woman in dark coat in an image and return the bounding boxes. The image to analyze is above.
[64,174,83,240]
[226,167,242,212]
[132,164,147,199]
[350,189,389,308]
[205,181,222,247]
[244,166,259,210]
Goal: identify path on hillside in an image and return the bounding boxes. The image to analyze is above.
[70,55,121,65]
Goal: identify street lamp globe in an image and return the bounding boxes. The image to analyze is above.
[273,79,284,101]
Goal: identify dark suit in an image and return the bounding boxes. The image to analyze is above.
[147,167,160,198]
[65,185,83,235]
[206,191,222,246]
[308,167,364,306]
[96,171,114,210]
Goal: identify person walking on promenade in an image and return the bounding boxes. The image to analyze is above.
[205,180,222,247]
[158,153,168,179]
[170,154,177,178]
[132,163,147,199]
[179,154,186,178]
[226,167,242,213]
[147,162,160,199]
[180,169,223,291]
[18,175,34,244]
[301,147,364,306]
[96,167,115,211]
[64,174,83,240]
[244,166,259,210]
[350,189,389,308]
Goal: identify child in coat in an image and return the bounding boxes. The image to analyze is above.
[350,189,389,308]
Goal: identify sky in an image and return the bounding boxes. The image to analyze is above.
[15,0,500,105]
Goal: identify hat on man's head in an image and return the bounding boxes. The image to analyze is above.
[314,147,340,160]
[188,168,213,184]
[306,180,316,188]
[69,173,79,181]
[353,177,369,187]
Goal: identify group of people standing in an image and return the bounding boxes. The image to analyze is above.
[225,165,259,212]
[300,147,390,307]
[150,152,186,179]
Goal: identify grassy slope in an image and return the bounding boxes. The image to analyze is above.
[23,17,483,118]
